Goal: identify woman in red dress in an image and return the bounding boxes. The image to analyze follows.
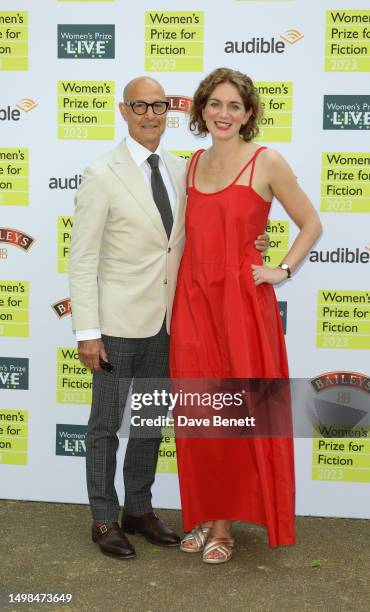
[170,68,322,563]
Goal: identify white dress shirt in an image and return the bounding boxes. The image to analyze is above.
[76,135,177,341]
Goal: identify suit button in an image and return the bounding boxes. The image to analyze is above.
[164,279,168,285]
[168,247,171,253]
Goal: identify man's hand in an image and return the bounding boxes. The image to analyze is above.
[78,338,108,371]
[254,232,269,253]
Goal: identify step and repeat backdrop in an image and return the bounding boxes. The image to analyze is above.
[1,0,369,519]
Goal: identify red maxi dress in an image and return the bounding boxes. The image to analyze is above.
[169,147,295,547]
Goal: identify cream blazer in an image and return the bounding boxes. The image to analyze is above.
[69,141,186,337]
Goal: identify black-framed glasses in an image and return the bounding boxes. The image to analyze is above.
[125,100,170,115]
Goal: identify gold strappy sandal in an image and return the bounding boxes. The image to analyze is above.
[180,525,211,553]
[202,536,235,564]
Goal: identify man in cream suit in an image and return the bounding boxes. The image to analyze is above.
[70,77,185,559]
[70,76,268,560]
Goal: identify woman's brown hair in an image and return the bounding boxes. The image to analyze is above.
[189,67,262,142]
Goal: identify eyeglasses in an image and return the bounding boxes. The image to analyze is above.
[125,100,170,115]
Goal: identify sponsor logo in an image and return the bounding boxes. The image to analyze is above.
[309,245,370,264]
[58,25,115,59]
[323,95,370,130]
[0,357,29,389]
[166,95,192,129]
[311,371,370,395]
[52,298,71,319]
[280,29,304,45]
[166,95,192,112]
[49,174,82,190]
[0,228,35,251]
[225,29,303,54]
[56,424,87,457]
[0,98,38,121]
[15,98,38,112]
[309,371,370,483]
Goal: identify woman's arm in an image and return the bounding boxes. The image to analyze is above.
[252,150,322,285]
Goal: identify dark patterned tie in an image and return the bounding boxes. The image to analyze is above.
[147,154,173,239]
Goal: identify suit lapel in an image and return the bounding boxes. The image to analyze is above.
[108,141,168,242]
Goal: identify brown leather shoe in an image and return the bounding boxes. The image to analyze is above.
[121,511,180,547]
[92,522,136,559]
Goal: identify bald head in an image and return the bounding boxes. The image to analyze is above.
[123,77,165,102]
[119,76,168,152]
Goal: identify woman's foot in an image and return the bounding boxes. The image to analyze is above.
[180,521,213,552]
[202,520,233,561]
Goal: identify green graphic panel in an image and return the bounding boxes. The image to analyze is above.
[0,148,29,205]
[321,152,370,212]
[317,290,370,350]
[0,281,29,337]
[58,81,115,140]
[57,348,92,405]
[0,408,28,465]
[312,431,370,482]
[58,216,73,273]
[156,429,178,474]
[145,11,204,72]
[263,221,290,268]
[0,12,28,70]
[255,82,293,142]
[325,10,370,72]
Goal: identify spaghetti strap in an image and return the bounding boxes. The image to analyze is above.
[186,149,205,191]
[232,146,267,186]
[249,146,267,187]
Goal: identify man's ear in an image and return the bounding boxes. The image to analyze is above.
[118,102,127,122]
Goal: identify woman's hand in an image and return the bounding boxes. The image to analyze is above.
[251,263,288,286]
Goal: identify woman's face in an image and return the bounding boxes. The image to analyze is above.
[201,81,252,141]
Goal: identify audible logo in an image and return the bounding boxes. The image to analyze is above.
[58,25,115,59]
[323,96,370,130]
[49,174,82,190]
[0,357,29,389]
[0,98,37,121]
[310,246,370,264]
[225,29,303,54]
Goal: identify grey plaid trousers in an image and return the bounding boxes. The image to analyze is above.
[86,320,170,522]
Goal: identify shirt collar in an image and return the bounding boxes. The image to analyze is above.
[125,134,164,168]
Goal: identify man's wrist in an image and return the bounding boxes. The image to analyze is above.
[75,328,102,341]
